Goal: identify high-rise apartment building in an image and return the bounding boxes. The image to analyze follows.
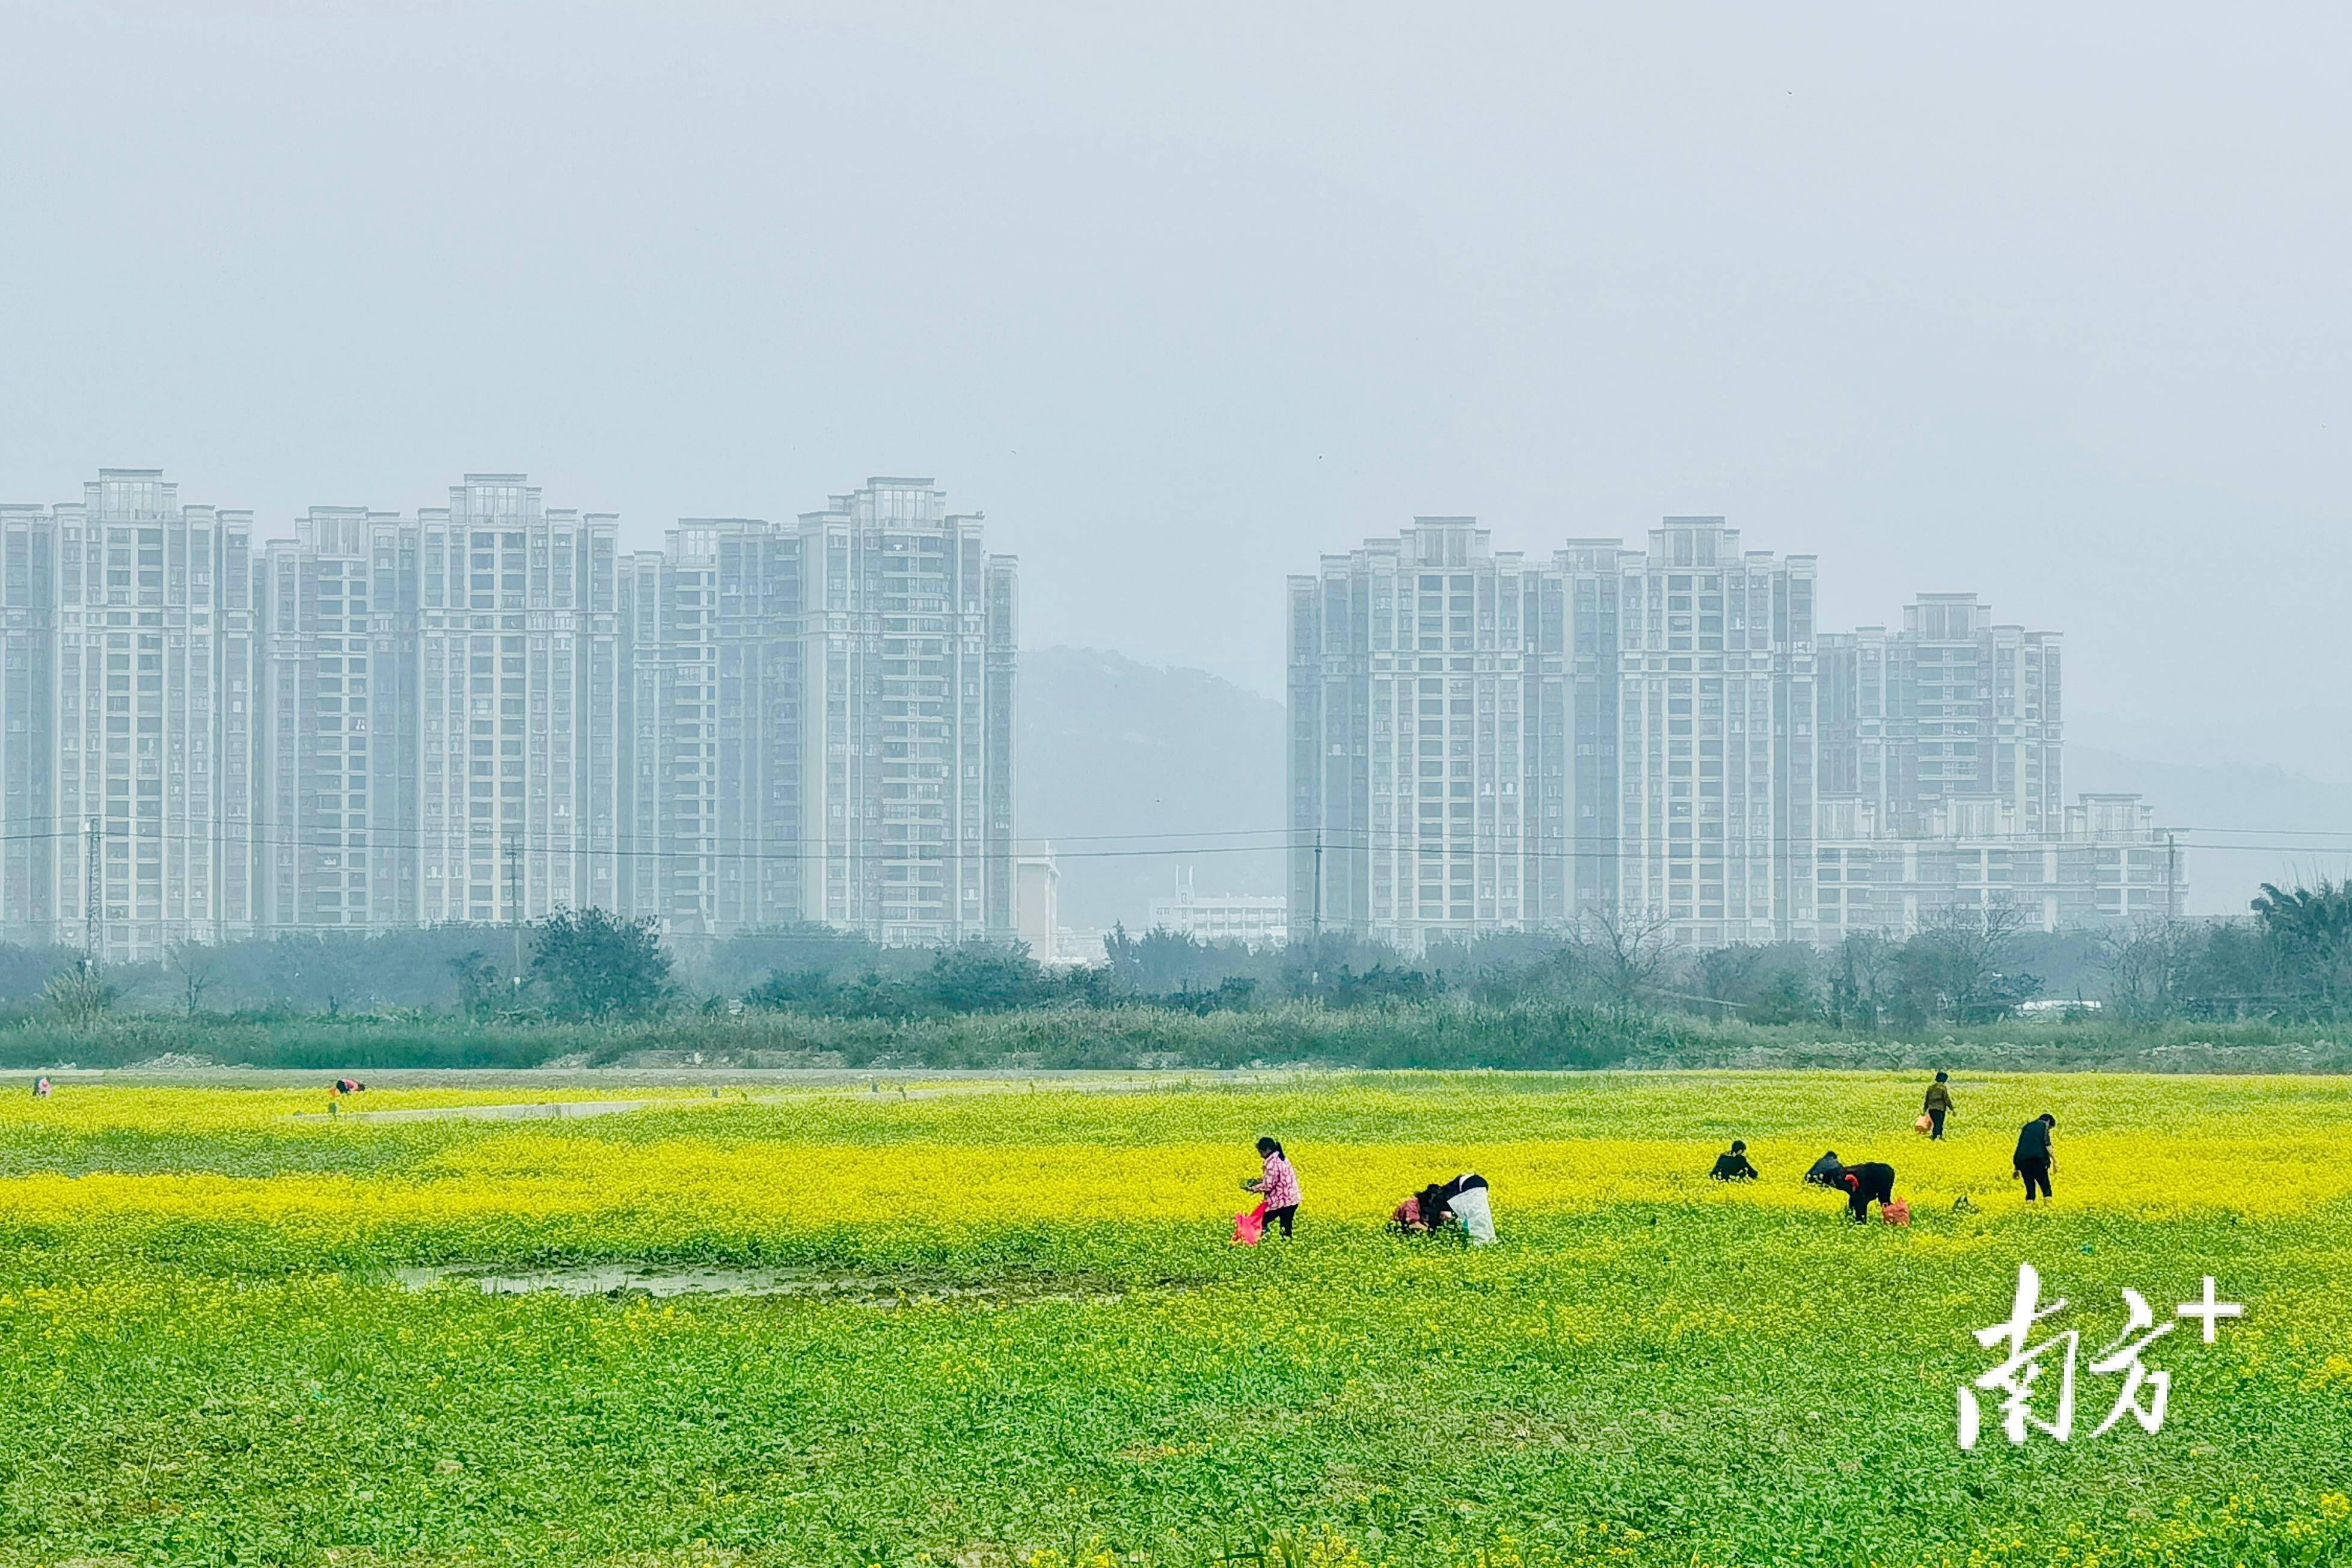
[1612,518,1819,945]
[0,503,60,939]
[1818,592,2061,835]
[706,519,808,933]
[257,479,626,932]
[1290,514,1818,950]
[654,510,813,940]
[7,468,993,954]
[611,485,1020,945]
[263,507,404,931]
[793,479,1017,944]
[622,545,693,928]
[409,477,627,927]
[0,471,263,960]
[1809,595,2173,936]
[620,518,812,935]
[1287,518,1576,949]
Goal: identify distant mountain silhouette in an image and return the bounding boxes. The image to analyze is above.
[1014,660,2352,930]
[1015,646,1287,932]
[2068,747,2352,917]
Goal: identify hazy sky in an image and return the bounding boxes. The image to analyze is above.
[5,3,2348,777]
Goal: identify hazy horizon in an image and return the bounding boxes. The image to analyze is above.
[7,2,2350,778]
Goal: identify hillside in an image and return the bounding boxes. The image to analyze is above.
[2068,747,2352,917]
[1014,646,1286,931]
[1010,658,2352,929]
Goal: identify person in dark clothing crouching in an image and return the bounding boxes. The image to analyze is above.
[1710,1141,1759,1181]
[1836,1161,1896,1222]
[2014,1113,2057,1202]
[1804,1151,1845,1187]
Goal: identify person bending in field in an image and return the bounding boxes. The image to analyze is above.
[1804,1151,1845,1187]
[1922,1072,1954,1139]
[1388,1191,1432,1234]
[1710,1141,1759,1181]
[1392,1175,1496,1245]
[2013,1113,2057,1202]
[1836,1160,1896,1223]
[1245,1136,1301,1238]
[1438,1172,1495,1244]
[1391,1183,1453,1237]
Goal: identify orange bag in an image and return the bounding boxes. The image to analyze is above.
[1233,1201,1267,1246]
[1914,1114,1934,1135]
[1882,1198,1912,1227]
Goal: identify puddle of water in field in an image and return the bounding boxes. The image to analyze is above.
[390,1263,1130,1306]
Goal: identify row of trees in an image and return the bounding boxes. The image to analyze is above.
[1100,904,2080,1029]
[2,908,673,1025]
[11,881,2352,1029]
[2099,880,2352,1021]
[732,890,2344,1028]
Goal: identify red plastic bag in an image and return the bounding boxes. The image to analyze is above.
[1882,1198,1912,1227]
[1233,1200,1267,1246]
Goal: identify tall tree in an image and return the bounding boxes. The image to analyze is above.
[1694,946,1763,1012]
[43,958,116,1029]
[2250,880,2352,1016]
[165,941,218,1017]
[1902,901,2039,1023]
[1828,931,1900,1030]
[1575,905,1674,1018]
[530,908,673,1019]
[2096,916,2203,1021]
[447,949,508,1020]
[922,940,1050,1012]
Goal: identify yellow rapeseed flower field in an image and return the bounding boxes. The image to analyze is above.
[0,1070,2344,1568]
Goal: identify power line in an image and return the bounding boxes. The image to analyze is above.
[14,799,2352,859]
[19,821,2352,874]
[0,810,1305,850]
[18,786,2352,880]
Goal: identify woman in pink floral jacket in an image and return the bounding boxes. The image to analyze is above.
[1246,1136,1302,1237]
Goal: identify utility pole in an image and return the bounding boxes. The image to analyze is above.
[1311,827,1323,941]
[506,835,524,987]
[84,816,103,964]
[2166,830,2179,918]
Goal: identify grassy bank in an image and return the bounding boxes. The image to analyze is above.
[4,997,2349,1074]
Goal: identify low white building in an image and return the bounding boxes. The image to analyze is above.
[1147,872,1288,948]
[1815,791,2184,937]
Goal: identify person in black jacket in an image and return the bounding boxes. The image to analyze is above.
[1710,1141,1759,1181]
[1804,1151,1845,1187]
[1836,1160,1897,1222]
[2013,1113,2057,1202]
